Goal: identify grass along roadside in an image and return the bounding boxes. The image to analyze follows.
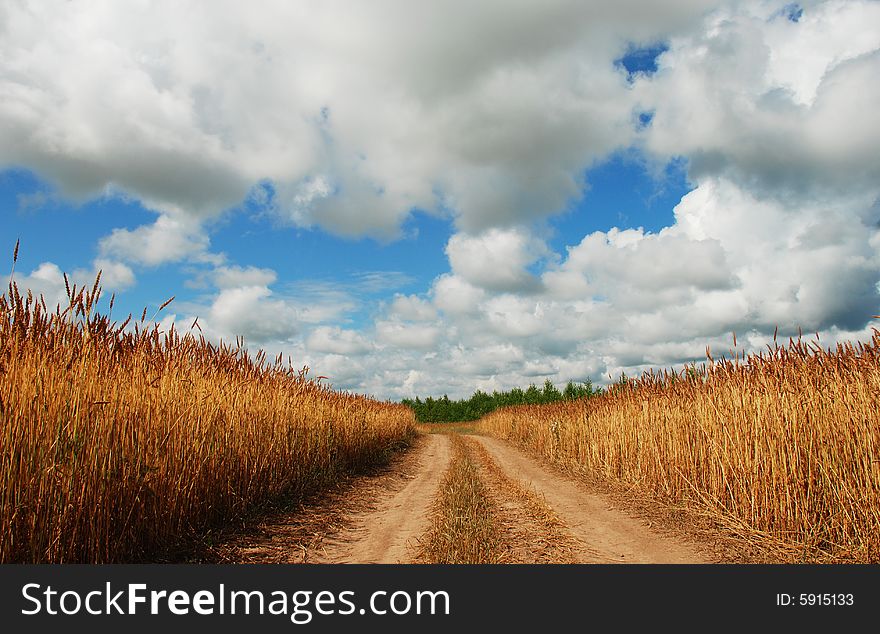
[415,434,504,563]
[464,436,586,563]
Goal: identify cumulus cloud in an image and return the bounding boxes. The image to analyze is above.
[446,228,549,292]
[673,178,878,332]
[203,285,300,344]
[4,262,69,309]
[544,227,734,304]
[365,1,878,400]
[389,294,438,322]
[307,326,373,356]
[174,271,354,346]
[212,265,277,289]
[99,215,209,266]
[431,275,486,316]
[376,320,442,350]
[640,0,880,200]
[155,264,374,360]
[443,343,526,378]
[308,353,369,389]
[76,258,136,292]
[0,0,724,240]
[448,177,872,368]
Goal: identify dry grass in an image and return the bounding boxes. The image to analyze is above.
[0,273,415,563]
[415,435,503,563]
[465,437,581,563]
[478,329,880,562]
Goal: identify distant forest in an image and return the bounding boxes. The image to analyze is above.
[402,379,603,423]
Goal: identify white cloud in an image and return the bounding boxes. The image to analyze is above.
[444,343,526,377]
[482,295,546,339]
[521,360,558,377]
[212,265,277,289]
[4,258,135,312]
[431,274,486,316]
[313,1,880,399]
[99,215,209,266]
[640,0,880,200]
[545,226,734,305]
[160,266,363,351]
[376,320,442,350]
[764,1,880,106]
[0,0,724,238]
[308,353,369,389]
[4,262,68,309]
[373,162,875,399]
[389,294,438,322]
[204,285,300,344]
[307,326,373,355]
[76,258,136,292]
[446,228,548,292]
[669,177,878,333]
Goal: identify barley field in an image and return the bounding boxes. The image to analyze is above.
[0,275,415,563]
[479,330,880,562]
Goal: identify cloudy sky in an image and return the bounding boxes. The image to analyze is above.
[2,0,879,399]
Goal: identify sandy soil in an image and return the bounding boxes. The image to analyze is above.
[472,435,708,563]
[316,433,451,563]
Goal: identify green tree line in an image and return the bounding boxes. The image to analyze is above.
[402,379,602,423]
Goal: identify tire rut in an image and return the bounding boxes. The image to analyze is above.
[317,433,452,563]
[473,435,708,563]
[465,436,584,563]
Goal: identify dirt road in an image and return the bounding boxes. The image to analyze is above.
[317,433,451,563]
[210,431,709,563]
[473,435,707,563]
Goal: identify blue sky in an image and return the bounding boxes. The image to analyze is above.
[2,149,688,326]
[2,1,878,399]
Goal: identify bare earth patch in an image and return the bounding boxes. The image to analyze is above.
[319,433,451,563]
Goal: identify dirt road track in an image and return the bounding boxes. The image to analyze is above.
[209,431,710,563]
[473,435,707,563]
[317,433,451,563]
